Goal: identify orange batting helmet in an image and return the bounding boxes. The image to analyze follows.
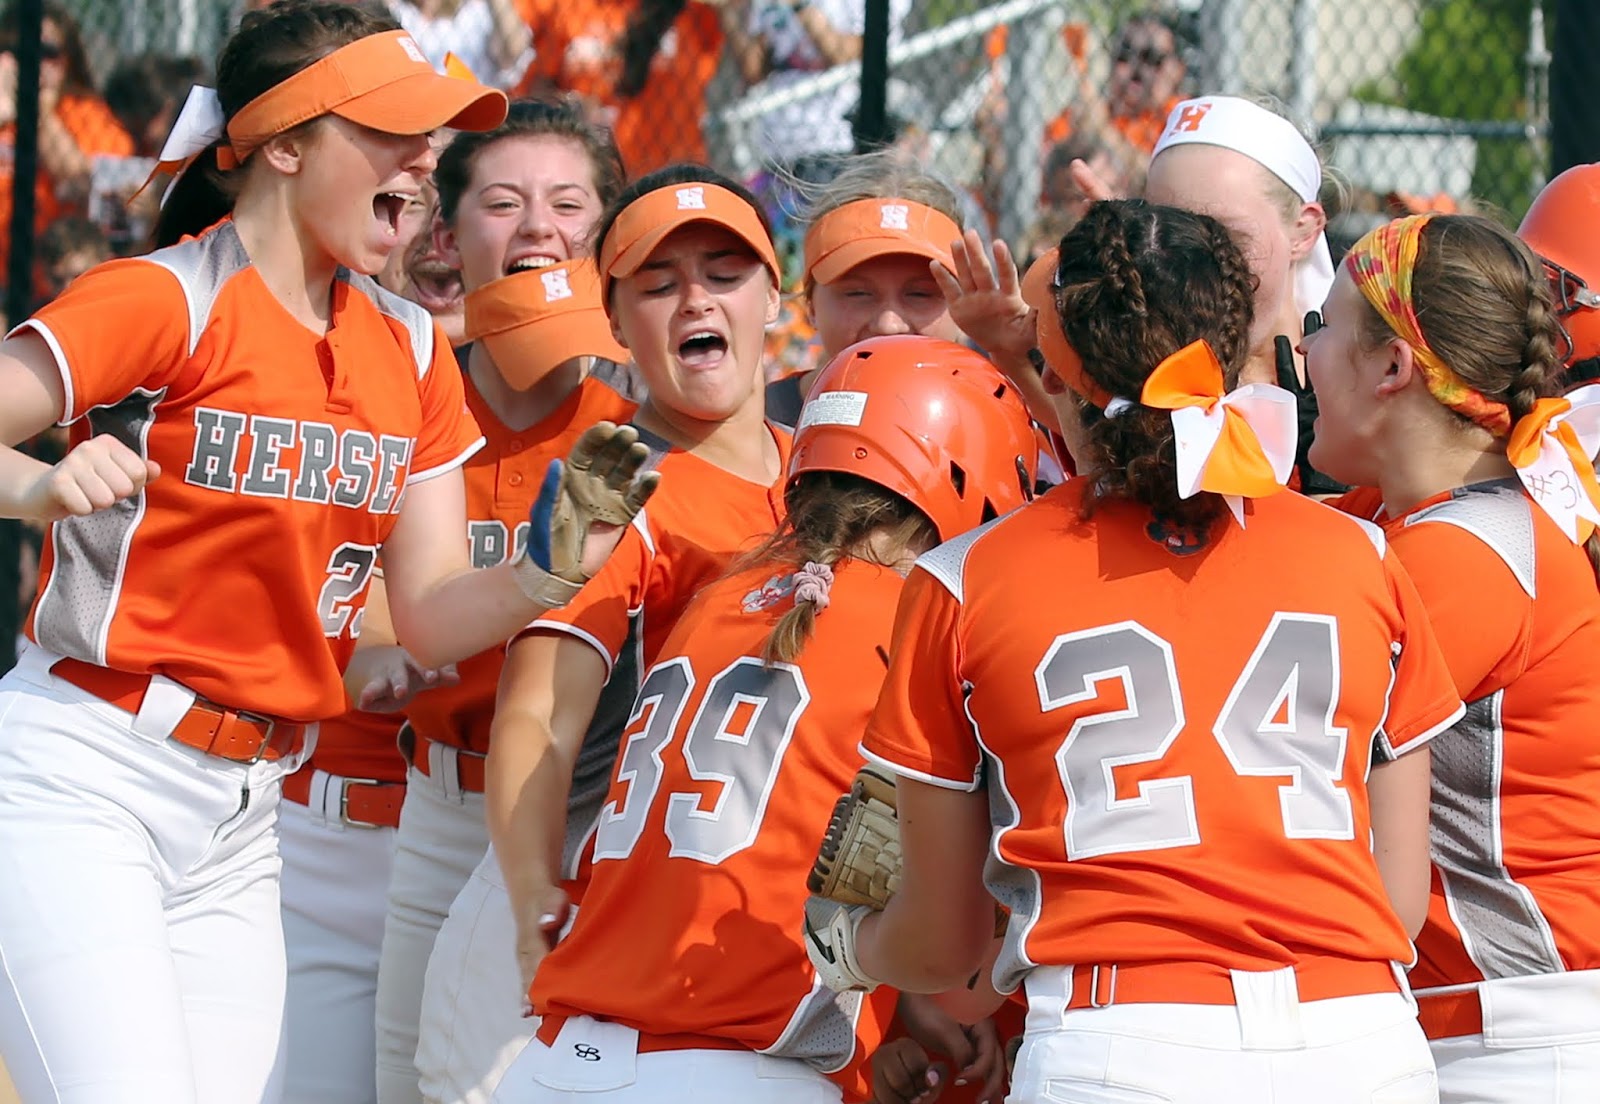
[1518,164,1600,366]
[789,335,1038,542]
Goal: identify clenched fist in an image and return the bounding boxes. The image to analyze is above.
[22,434,161,522]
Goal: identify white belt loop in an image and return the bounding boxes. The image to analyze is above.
[294,769,336,828]
[1231,966,1306,1050]
[130,673,200,744]
[427,740,466,803]
[1022,965,1072,1035]
[311,769,344,826]
[1090,964,1118,1009]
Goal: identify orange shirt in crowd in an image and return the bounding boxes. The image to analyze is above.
[1363,481,1600,995]
[521,424,790,907]
[984,24,1175,154]
[516,0,723,171]
[16,219,483,722]
[533,559,906,1100]
[0,92,134,269]
[864,481,1464,992]
[401,369,636,755]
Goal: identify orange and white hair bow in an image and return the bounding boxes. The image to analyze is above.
[1505,384,1600,543]
[148,86,228,205]
[1106,339,1298,525]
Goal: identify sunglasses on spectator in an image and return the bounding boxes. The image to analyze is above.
[37,43,65,60]
[1114,43,1171,68]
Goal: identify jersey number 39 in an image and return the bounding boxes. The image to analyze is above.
[592,657,810,866]
[1040,614,1358,860]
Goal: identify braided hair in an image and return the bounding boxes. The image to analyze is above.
[1352,214,1596,579]
[1050,199,1258,534]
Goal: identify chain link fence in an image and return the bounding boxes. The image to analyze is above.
[0,0,1590,667]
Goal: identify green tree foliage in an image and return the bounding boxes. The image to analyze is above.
[1358,0,1544,218]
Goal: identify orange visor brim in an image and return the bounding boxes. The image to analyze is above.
[465,260,628,389]
[599,183,780,295]
[224,31,507,166]
[802,198,960,285]
[1020,247,1113,410]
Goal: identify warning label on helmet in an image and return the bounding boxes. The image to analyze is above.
[798,390,869,431]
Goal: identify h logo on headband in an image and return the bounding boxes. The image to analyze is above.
[880,204,910,231]
[1173,103,1212,134]
[541,269,573,302]
[397,35,428,64]
[675,187,706,211]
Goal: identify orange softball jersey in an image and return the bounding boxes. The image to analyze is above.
[1376,481,1600,995]
[864,482,1464,992]
[520,423,791,903]
[15,220,483,722]
[532,558,903,1098]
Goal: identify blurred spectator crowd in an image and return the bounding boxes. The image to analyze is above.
[2,0,1507,328]
[1,1,1227,323]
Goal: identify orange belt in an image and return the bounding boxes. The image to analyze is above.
[51,657,307,764]
[408,730,487,793]
[536,1014,745,1055]
[1063,956,1399,1011]
[281,769,405,829]
[1414,988,1482,1040]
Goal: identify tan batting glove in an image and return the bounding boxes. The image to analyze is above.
[512,422,661,608]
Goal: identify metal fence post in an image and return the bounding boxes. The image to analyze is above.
[996,4,1050,248]
[1550,0,1598,174]
[853,0,891,153]
[1200,0,1246,95]
[0,519,16,674]
[0,0,41,675]
[1288,0,1321,133]
[5,0,44,331]
[1524,3,1551,195]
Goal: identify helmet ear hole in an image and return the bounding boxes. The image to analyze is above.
[981,500,999,523]
[949,461,967,498]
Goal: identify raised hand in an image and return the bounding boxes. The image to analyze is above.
[513,422,661,608]
[931,229,1035,363]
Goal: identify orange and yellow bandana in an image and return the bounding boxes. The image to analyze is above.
[1344,214,1513,437]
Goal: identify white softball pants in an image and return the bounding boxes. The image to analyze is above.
[279,788,398,1103]
[0,644,302,1104]
[375,762,488,1104]
[488,1015,841,1104]
[416,844,539,1104]
[1425,971,1600,1103]
[1008,965,1438,1103]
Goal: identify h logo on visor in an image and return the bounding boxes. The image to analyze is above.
[880,204,910,231]
[676,187,706,210]
[1173,103,1212,134]
[397,35,429,64]
[541,269,573,301]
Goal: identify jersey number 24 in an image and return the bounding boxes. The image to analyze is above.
[1041,613,1361,860]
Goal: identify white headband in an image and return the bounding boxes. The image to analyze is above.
[1153,96,1335,317]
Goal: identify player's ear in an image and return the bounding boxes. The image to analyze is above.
[765,274,781,327]
[1375,338,1416,398]
[608,309,630,352]
[259,127,313,177]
